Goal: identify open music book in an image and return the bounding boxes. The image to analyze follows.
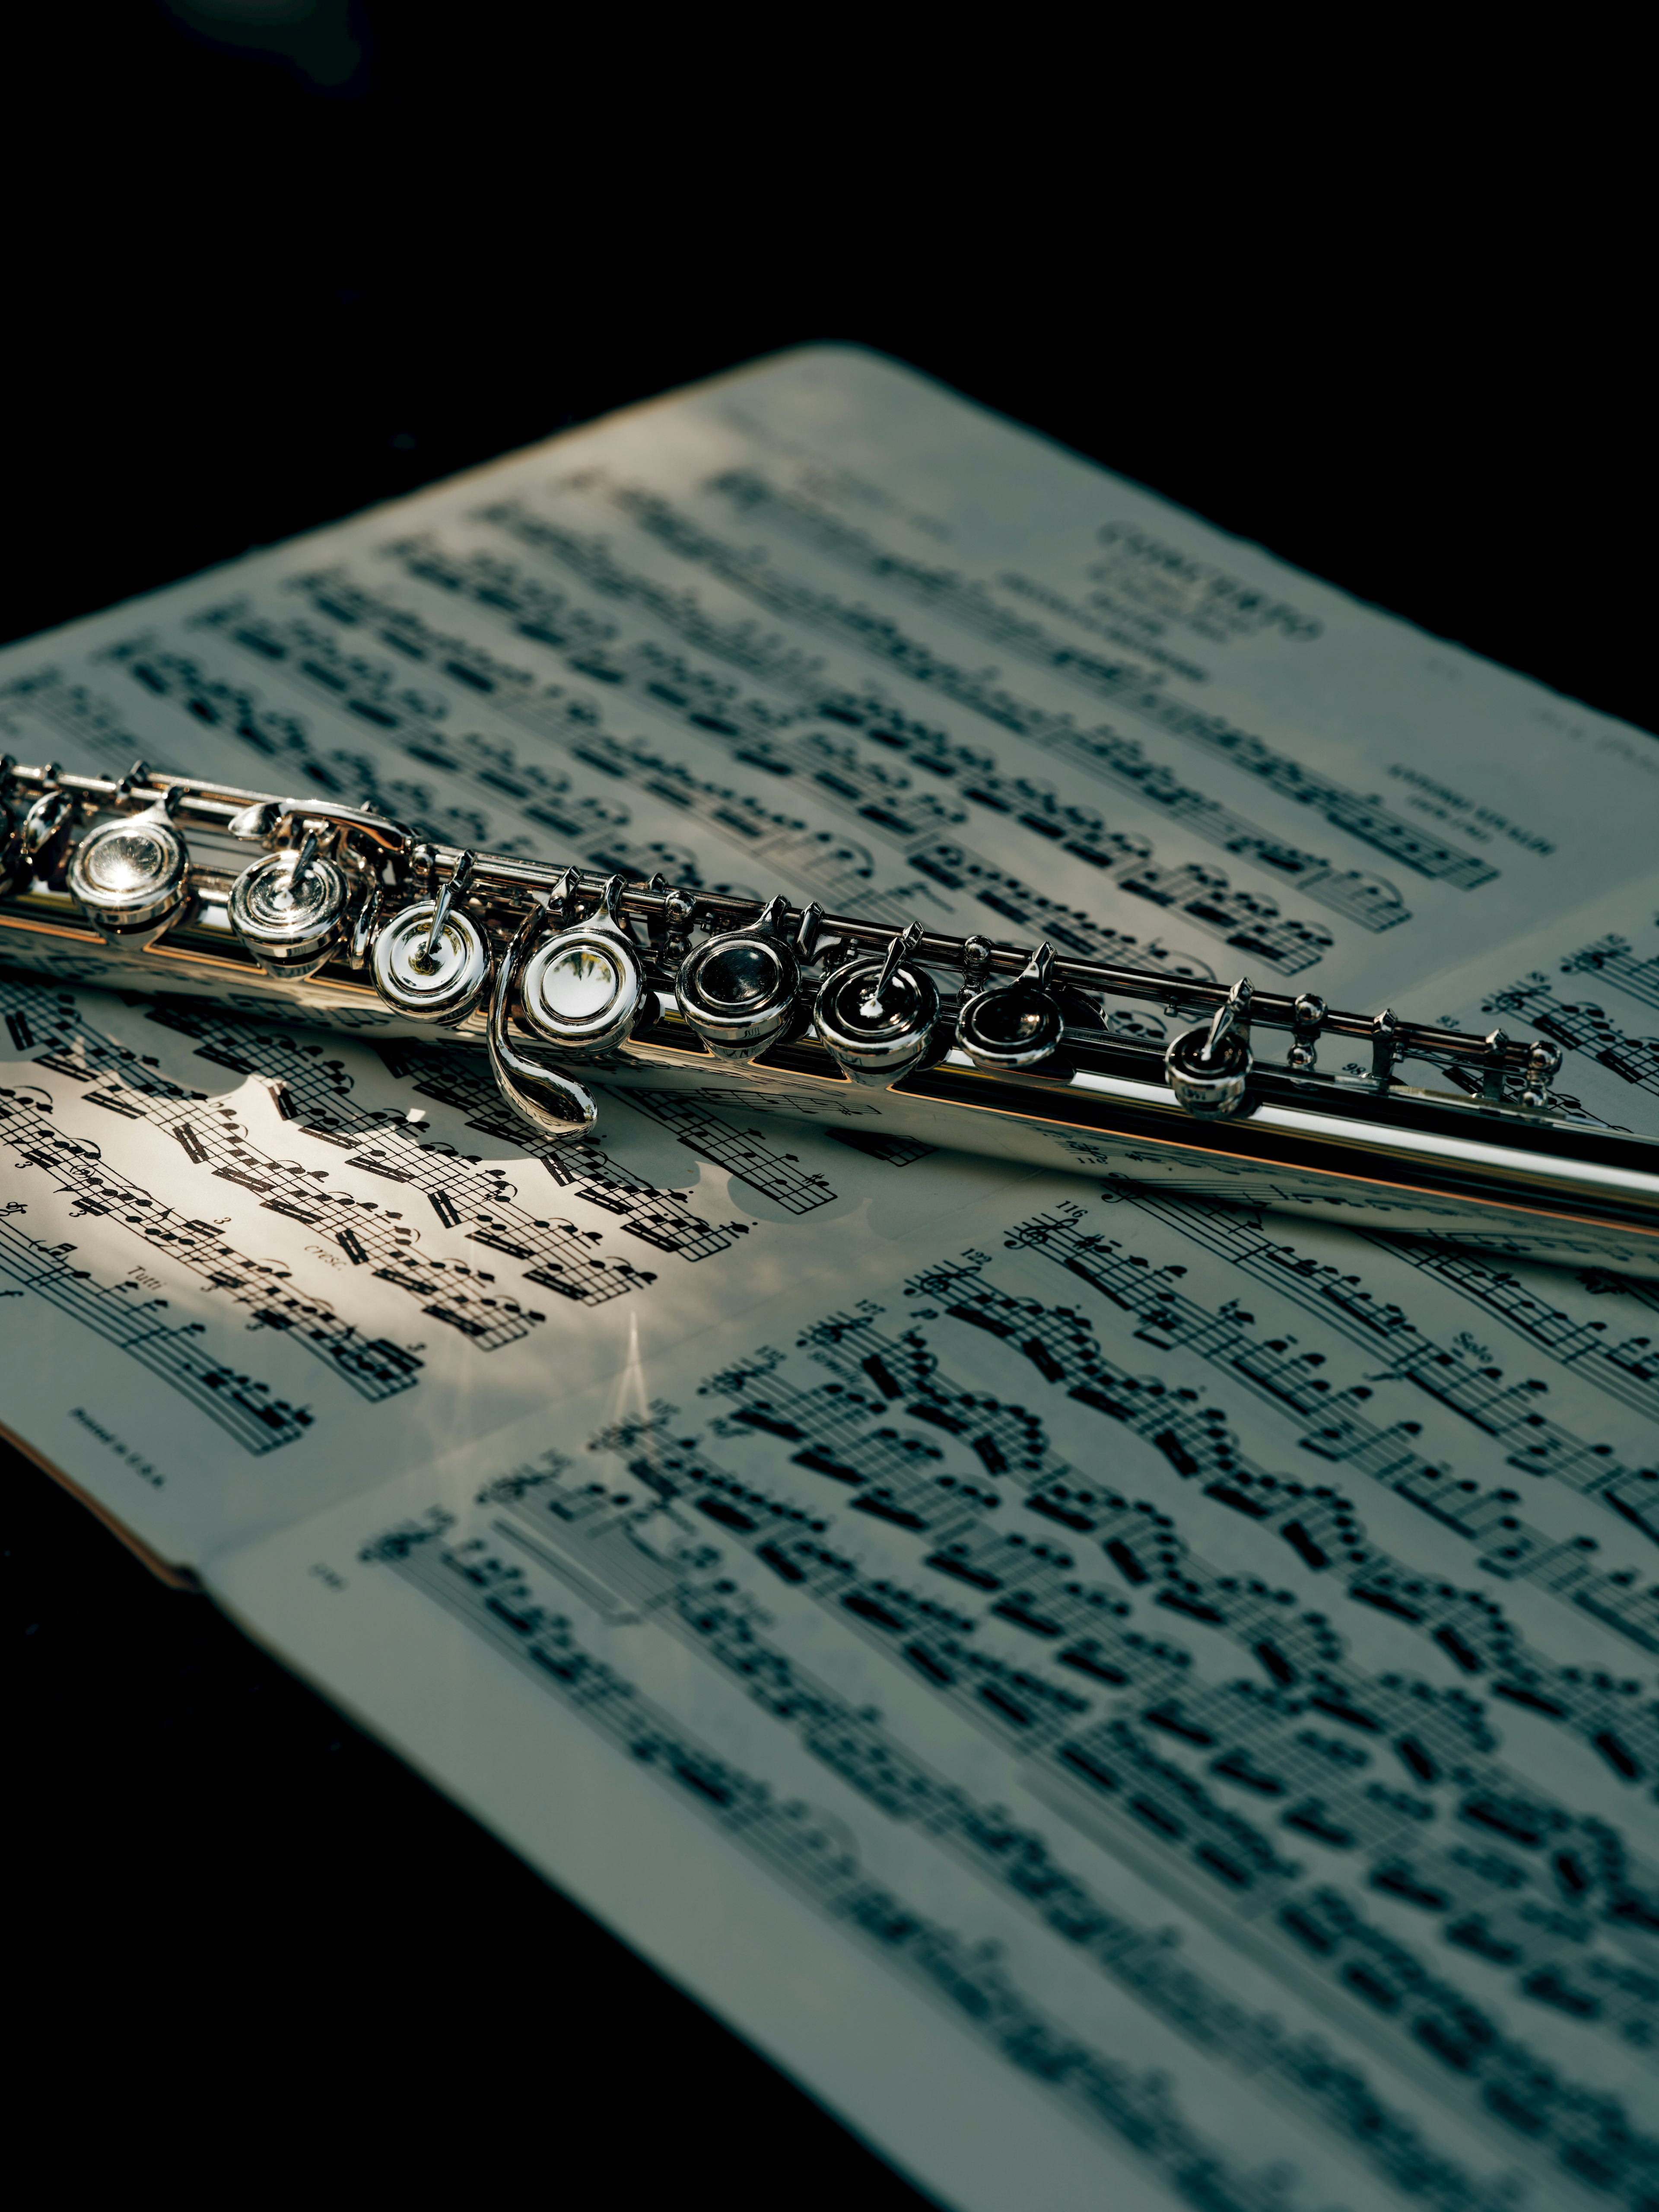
[6,347,1659,2212]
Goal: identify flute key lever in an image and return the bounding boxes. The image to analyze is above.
[485,903,597,1142]
[1164,978,1254,1119]
[5,758,1659,1275]
[957,941,1065,1072]
[372,858,492,1023]
[814,922,939,1087]
[424,848,475,961]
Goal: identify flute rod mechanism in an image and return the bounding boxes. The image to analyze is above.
[4,755,1650,1281]
[0,755,1559,1082]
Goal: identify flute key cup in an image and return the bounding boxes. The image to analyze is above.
[813,925,941,1086]
[230,843,355,981]
[1162,976,1255,1119]
[1163,1025,1253,1117]
[675,897,801,1062]
[516,878,648,1060]
[68,801,192,949]
[372,897,493,1022]
[955,943,1065,1072]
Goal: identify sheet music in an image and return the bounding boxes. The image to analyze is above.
[212,1180,1659,2212]
[0,968,1034,1561]
[1407,876,1659,1135]
[6,344,1658,2208]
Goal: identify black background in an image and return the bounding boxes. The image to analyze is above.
[5,5,1652,2193]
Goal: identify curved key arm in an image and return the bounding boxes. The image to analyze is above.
[485,905,598,1143]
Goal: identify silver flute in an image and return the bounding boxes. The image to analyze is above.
[4,756,1657,1278]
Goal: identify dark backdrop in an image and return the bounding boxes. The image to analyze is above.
[5,6,1651,2193]
[10,7,1655,734]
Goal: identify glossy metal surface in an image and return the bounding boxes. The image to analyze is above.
[1164,979,1254,1118]
[957,944,1066,1072]
[675,897,802,1062]
[229,846,353,979]
[3,756,1657,1276]
[518,879,648,1060]
[372,899,492,1023]
[67,810,191,945]
[487,904,598,1141]
[813,925,941,1086]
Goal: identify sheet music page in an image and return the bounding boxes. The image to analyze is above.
[6,343,1658,2207]
[211,1175,1659,2212]
[1408,874,1659,1137]
[0,969,1033,1563]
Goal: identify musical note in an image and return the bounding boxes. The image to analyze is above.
[214,559,1323,974]
[364,1496,1541,2212]
[1359,1238,1659,1428]
[0,1019,423,1402]
[88,535,1439,987]
[0,982,550,1348]
[471,497,1419,937]
[0,1203,311,1452]
[356,1379,1659,2205]
[614,1089,839,1215]
[676,1302,1659,2087]
[824,1128,936,1167]
[0,664,172,777]
[723,1270,1659,1775]
[77,984,758,1295]
[692,468,1488,895]
[1560,935,1659,1015]
[531,474,1493,901]
[908,837,1217,979]
[366,1034,749,1263]
[1082,1182,1659,1550]
[1484,976,1659,1101]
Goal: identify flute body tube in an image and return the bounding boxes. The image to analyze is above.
[2,758,1656,1278]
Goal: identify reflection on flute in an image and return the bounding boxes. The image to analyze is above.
[4,754,1658,1276]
